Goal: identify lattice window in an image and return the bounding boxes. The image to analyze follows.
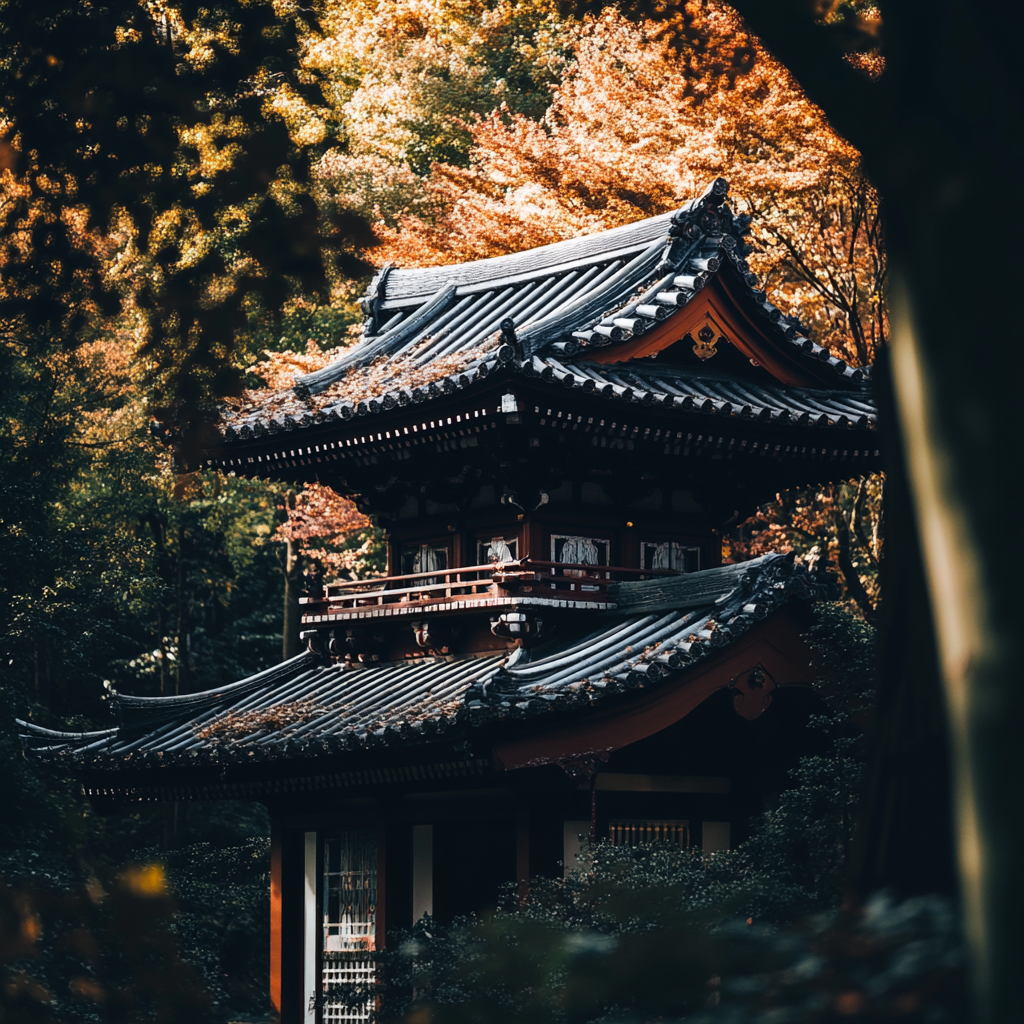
[323,831,377,1023]
[609,820,689,848]
[322,956,375,1023]
[640,542,701,573]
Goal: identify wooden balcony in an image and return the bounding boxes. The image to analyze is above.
[299,559,680,624]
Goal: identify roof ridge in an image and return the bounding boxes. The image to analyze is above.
[380,209,680,305]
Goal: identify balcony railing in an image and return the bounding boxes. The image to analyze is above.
[299,559,680,617]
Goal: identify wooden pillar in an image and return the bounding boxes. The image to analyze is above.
[526,517,545,562]
[708,527,723,568]
[270,815,307,1024]
[621,522,638,568]
[270,817,284,1018]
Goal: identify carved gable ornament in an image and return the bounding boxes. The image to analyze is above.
[686,311,728,360]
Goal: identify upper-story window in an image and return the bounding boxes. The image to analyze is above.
[400,542,449,575]
[641,541,701,573]
[478,535,519,564]
[551,534,610,567]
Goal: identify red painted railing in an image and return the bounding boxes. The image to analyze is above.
[300,559,679,615]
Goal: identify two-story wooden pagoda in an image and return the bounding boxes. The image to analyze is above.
[20,179,878,1024]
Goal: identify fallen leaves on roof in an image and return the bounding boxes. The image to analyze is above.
[220,336,494,432]
[195,698,329,742]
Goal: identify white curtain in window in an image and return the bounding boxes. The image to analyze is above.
[415,545,445,572]
[560,536,600,565]
[651,542,678,570]
[486,537,515,562]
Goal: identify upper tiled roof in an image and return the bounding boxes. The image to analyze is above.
[297,179,860,394]
[19,554,836,771]
[213,179,873,447]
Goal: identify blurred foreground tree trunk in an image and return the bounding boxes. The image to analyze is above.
[724,1,1024,1020]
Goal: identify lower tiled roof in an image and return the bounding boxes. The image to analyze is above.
[18,554,836,770]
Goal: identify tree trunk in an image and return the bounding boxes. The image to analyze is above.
[282,536,301,660]
[725,2,1024,1018]
[850,350,954,898]
[175,523,188,695]
[158,606,168,697]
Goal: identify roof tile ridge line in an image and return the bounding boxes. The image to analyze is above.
[197,679,362,753]
[720,247,864,384]
[502,265,623,358]
[382,211,678,299]
[325,337,495,419]
[412,244,654,302]
[295,284,459,396]
[317,660,459,714]
[526,611,698,691]
[520,611,684,688]
[111,651,318,709]
[295,657,499,739]
[190,675,351,753]
[503,614,663,680]
[164,665,337,747]
[615,555,773,592]
[584,270,682,343]
[586,235,707,335]
[282,663,485,741]
[517,236,668,355]
[113,670,322,752]
[358,262,394,334]
[505,613,711,701]
[73,732,125,755]
[111,677,313,735]
[388,291,482,368]
[524,261,622,328]
[411,285,517,366]
[16,720,120,740]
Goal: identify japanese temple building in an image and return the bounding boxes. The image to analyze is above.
[20,179,879,1023]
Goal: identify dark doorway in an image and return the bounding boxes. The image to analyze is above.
[432,817,517,922]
